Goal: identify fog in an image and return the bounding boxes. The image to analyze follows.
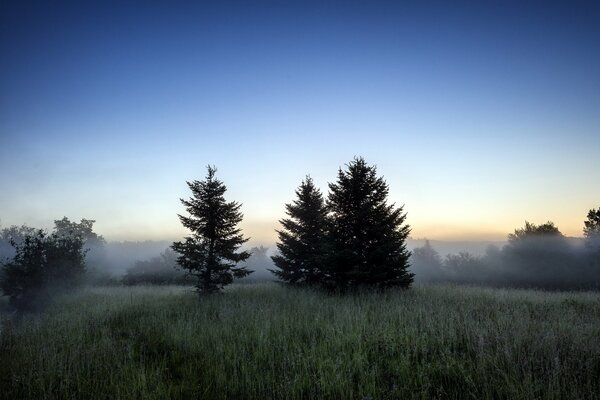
[410,236,599,290]
[2,221,599,291]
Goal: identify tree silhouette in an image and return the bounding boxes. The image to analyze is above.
[503,221,574,289]
[53,217,107,272]
[0,230,86,310]
[325,157,413,290]
[54,217,106,247]
[271,176,327,285]
[584,207,600,250]
[172,166,251,294]
[0,224,36,261]
[508,221,562,242]
[411,240,444,282]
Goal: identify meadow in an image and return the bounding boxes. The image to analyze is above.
[0,283,599,399]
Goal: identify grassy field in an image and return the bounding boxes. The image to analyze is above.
[1,283,599,400]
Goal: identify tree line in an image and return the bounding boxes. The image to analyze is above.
[1,156,599,309]
[0,218,105,310]
[411,218,600,290]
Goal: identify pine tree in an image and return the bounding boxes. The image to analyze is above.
[270,176,327,285]
[325,157,413,290]
[172,166,251,294]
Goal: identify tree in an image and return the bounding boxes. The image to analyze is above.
[53,217,107,273]
[325,157,413,290]
[0,230,86,310]
[503,221,574,289]
[410,240,444,282]
[172,166,252,294]
[0,224,37,261]
[584,207,600,250]
[53,217,106,248]
[508,221,562,242]
[271,176,327,285]
[443,252,485,283]
[583,208,600,284]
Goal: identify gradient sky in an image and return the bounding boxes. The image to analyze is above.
[1,0,599,244]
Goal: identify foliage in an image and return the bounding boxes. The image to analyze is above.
[123,248,191,286]
[0,224,37,261]
[271,176,327,285]
[172,166,252,294]
[502,221,576,289]
[507,221,562,242]
[53,217,108,282]
[325,157,413,289]
[1,284,599,399]
[53,217,106,248]
[584,207,600,250]
[0,230,86,310]
[443,252,487,283]
[411,222,600,290]
[410,240,444,282]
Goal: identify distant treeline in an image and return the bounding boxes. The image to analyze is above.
[411,219,600,290]
[121,246,272,286]
[1,157,599,309]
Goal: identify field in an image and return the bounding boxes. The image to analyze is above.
[1,284,599,399]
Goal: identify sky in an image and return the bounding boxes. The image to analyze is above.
[1,0,599,244]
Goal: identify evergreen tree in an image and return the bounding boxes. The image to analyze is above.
[172,166,251,294]
[271,176,327,285]
[325,157,413,290]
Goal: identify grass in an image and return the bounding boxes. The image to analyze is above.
[1,283,599,399]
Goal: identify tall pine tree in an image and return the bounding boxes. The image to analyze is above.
[325,157,413,290]
[271,176,327,285]
[172,166,251,294]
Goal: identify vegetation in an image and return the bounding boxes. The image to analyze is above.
[1,283,599,399]
[172,166,252,294]
[325,157,412,290]
[0,224,37,261]
[411,220,600,290]
[123,249,191,286]
[53,217,106,248]
[271,176,327,285]
[271,158,413,290]
[0,230,86,311]
[584,207,600,251]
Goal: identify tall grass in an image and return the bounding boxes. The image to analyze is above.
[1,284,599,399]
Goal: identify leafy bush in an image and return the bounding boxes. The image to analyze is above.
[0,230,86,310]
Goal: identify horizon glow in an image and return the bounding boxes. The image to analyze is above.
[1,1,599,244]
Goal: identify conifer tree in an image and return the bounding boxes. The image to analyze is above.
[271,176,327,285]
[325,157,413,290]
[172,166,251,294]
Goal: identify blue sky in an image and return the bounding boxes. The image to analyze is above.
[1,0,599,243]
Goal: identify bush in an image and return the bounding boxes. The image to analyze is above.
[123,249,192,285]
[0,230,86,311]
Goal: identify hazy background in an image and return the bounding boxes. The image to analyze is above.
[1,0,599,245]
